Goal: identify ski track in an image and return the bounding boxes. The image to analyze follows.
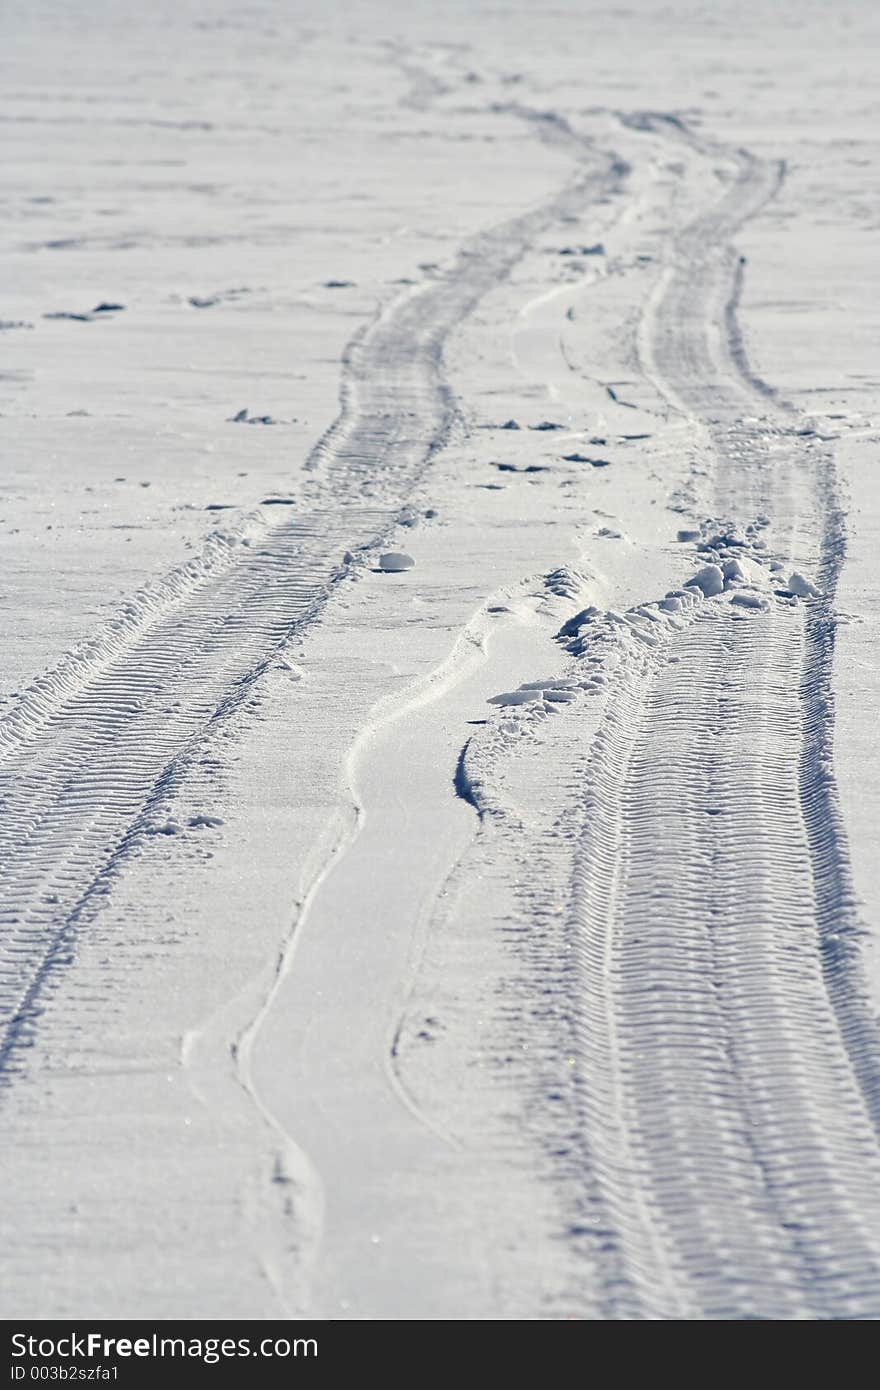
[398,112,880,1318]
[0,112,624,1085]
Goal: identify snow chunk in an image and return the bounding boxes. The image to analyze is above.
[487,688,542,706]
[731,591,771,611]
[378,551,415,572]
[556,606,602,639]
[788,570,820,598]
[721,557,747,584]
[685,563,724,597]
[722,554,767,588]
[520,677,579,690]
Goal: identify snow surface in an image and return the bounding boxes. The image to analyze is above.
[2,0,880,1321]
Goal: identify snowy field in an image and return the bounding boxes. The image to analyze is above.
[3,0,880,1320]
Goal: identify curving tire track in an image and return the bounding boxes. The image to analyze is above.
[0,132,625,1087]
[407,112,880,1318]
[566,118,880,1316]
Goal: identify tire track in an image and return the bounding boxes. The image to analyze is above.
[634,110,880,1134]
[0,126,626,1086]
[567,118,880,1315]
[567,600,880,1317]
[404,113,880,1317]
